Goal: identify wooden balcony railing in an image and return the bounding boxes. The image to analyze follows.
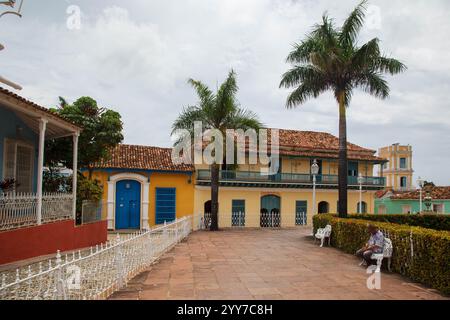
[196,170,385,187]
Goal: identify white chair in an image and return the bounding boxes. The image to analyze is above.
[315,224,332,247]
[370,238,393,272]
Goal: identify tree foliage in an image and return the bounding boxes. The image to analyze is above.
[172,70,263,230]
[45,96,124,176]
[280,0,406,217]
[280,0,406,108]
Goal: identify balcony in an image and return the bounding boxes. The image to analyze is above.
[196,170,385,189]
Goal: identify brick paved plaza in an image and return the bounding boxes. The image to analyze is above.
[109,227,448,300]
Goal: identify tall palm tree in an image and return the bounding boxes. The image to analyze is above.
[279,0,406,218]
[172,70,262,230]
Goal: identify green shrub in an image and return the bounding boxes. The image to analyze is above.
[313,214,450,294]
[76,175,103,224]
[346,214,450,231]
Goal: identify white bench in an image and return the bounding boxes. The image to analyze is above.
[371,238,393,272]
[314,224,332,247]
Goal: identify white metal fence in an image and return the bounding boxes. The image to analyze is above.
[0,192,73,231]
[0,216,194,300]
[81,200,104,224]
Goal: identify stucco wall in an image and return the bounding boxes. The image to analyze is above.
[0,220,107,265]
[375,198,450,214]
[194,186,376,227]
[88,170,194,228]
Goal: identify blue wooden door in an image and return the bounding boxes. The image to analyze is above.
[115,180,141,229]
[155,188,176,224]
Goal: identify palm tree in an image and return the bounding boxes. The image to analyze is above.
[279,0,406,218]
[172,70,262,230]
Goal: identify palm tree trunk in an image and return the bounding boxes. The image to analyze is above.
[338,92,348,218]
[210,163,220,231]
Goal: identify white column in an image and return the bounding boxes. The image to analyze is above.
[72,133,79,220]
[36,118,47,225]
[107,181,115,229]
[142,182,150,230]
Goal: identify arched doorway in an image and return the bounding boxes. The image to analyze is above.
[260,195,281,227]
[357,201,367,214]
[115,180,141,229]
[318,201,329,214]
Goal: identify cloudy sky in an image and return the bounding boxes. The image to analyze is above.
[1,0,449,184]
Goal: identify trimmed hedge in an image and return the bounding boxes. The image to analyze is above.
[313,214,450,294]
[346,214,450,231]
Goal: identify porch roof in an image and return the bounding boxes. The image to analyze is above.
[0,87,81,138]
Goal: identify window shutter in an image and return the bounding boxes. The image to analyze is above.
[3,139,16,180]
[15,145,33,193]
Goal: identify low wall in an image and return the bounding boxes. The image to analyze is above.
[0,220,107,265]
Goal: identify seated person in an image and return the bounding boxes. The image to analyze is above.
[355,224,384,266]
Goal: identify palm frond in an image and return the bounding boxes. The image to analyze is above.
[286,37,320,64]
[351,38,380,69]
[339,0,367,47]
[171,106,205,135]
[311,14,338,49]
[374,56,407,75]
[286,81,328,108]
[356,72,390,99]
[228,108,264,131]
[215,70,239,127]
[187,78,215,108]
[280,65,325,88]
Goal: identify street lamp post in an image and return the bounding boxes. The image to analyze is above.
[311,159,320,215]
[357,173,364,213]
[424,192,432,212]
[417,176,424,213]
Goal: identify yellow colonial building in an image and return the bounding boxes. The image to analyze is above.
[86,129,386,230]
[194,129,387,227]
[378,143,414,191]
[87,144,194,230]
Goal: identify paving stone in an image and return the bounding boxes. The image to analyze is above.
[109,227,449,300]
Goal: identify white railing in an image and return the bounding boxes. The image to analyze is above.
[42,193,73,223]
[81,200,104,224]
[0,216,194,300]
[0,192,73,231]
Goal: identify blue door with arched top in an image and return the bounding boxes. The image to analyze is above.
[116,180,141,229]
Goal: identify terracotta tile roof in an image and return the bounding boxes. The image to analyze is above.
[266,129,385,162]
[273,129,372,152]
[0,86,81,129]
[91,144,194,172]
[375,189,390,199]
[391,186,450,200]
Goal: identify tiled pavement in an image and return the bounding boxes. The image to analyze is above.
[109,227,448,300]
